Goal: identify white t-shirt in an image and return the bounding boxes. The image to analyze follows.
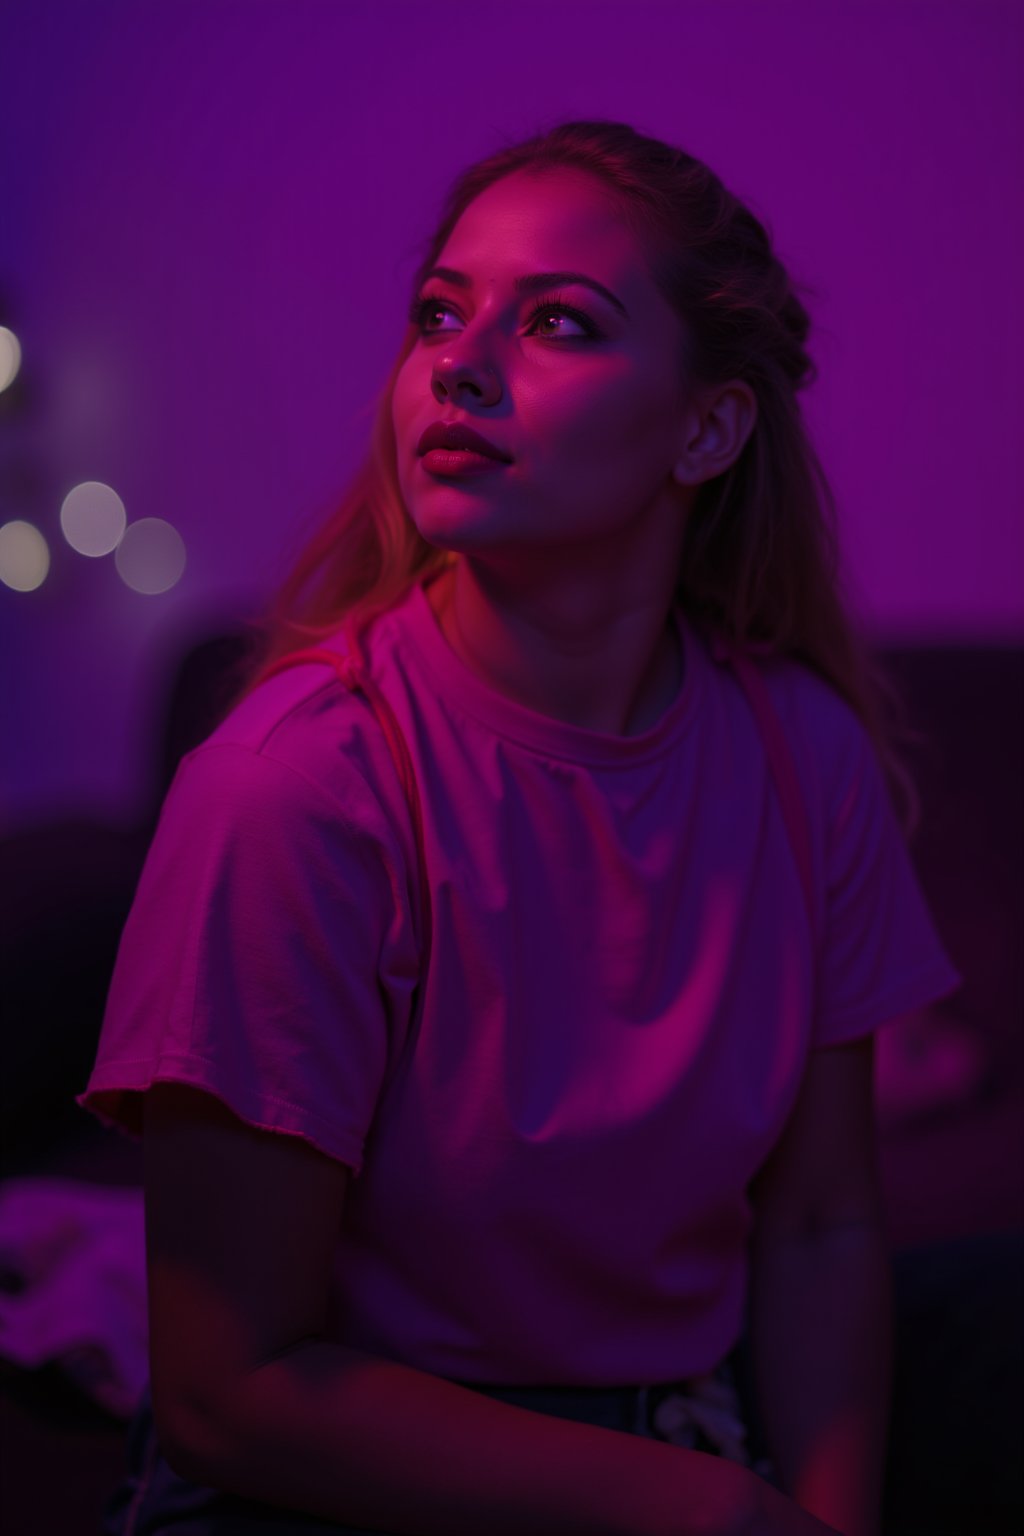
[79,578,960,1385]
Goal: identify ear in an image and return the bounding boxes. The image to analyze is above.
[672,380,758,487]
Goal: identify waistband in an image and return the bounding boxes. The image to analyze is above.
[450,1361,764,1471]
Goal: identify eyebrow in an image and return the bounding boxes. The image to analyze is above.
[421,266,630,319]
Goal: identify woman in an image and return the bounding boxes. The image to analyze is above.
[79,119,959,1536]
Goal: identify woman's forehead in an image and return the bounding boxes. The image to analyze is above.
[447,170,630,252]
[438,169,655,302]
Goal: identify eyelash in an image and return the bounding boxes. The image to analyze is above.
[408,290,600,340]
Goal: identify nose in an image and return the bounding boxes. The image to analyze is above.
[430,353,502,407]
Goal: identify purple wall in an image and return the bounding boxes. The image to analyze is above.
[1,0,1021,829]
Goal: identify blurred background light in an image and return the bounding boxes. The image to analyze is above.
[0,520,50,591]
[60,481,128,557]
[0,327,22,393]
[114,517,187,594]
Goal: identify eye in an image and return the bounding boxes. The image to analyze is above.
[410,296,458,334]
[408,291,599,340]
[522,297,596,339]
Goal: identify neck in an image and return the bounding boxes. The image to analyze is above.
[427,557,683,737]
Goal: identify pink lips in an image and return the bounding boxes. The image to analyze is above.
[416,421,512,462]
[420,449,508,478]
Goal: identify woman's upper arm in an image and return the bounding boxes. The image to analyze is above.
[749,1033,885,1242]
[143,1082,350,1459]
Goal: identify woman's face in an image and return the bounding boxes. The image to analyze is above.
[391,167,697,560]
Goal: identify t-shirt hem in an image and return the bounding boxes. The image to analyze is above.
[76,1057,367,1174]
[814,959,963,1047]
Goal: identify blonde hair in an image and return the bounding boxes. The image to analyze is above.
[248,118,921,835]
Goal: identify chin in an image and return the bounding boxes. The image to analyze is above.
[407,504,512,554]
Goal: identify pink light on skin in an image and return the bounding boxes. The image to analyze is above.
[390,167,756,739]
[393,167,694,562]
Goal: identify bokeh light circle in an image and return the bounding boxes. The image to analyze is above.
[0,328,22,393]
[115,518,187,594]
[0,520,50,591]
[60,481,127,556]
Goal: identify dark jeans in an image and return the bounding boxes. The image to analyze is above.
[101,1233,1023,1535]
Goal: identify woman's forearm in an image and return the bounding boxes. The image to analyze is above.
[163,1334,770,1536]
[750,1221,893,1536]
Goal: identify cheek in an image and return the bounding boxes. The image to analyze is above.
[393,347,431,413]
[527,375,676,476]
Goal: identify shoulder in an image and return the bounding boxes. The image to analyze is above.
[162,652,405,859]
[756,651,868,750]
[751,652,883,816]
[694,624,869,770]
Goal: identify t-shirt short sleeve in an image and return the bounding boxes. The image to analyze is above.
[76,740,420,1174]
[811,707,961,1048]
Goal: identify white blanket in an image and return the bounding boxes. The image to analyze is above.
[0,1177,147,1420]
